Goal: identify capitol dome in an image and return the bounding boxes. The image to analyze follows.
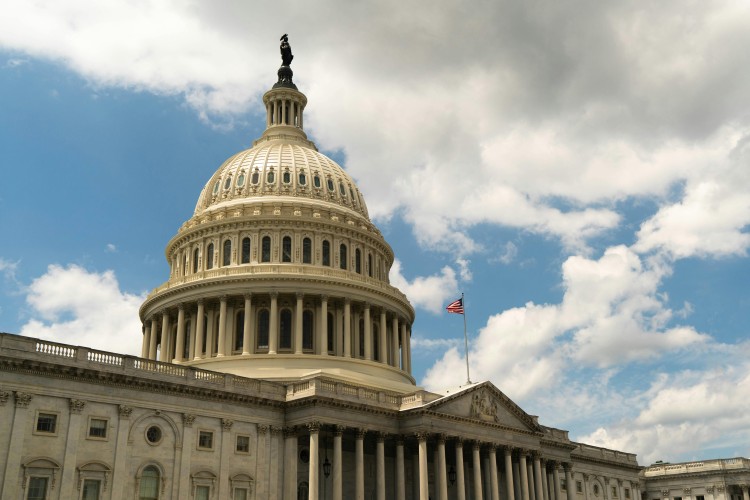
[138,58,416,393]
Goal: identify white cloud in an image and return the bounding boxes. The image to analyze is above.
[389,259,459,315]
[495,242,518,265]
[19,264,145,355]
[106,243,117,253]
[422,246,708,397]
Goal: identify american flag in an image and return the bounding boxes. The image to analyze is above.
[445,297,464,314]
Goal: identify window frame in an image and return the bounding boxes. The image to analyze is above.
[87,416,109,441]
[222,239,232,267]
[197,430,215,451]
[261,236,272,263]
[235,434,251,454]
[34,411,59,436]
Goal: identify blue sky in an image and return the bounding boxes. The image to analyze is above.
[2,0,750,465]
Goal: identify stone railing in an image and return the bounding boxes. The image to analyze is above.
[284,376,429,410]
[0,333,286,400]
[575,443,639,466]
[643,458,750,476]
[149,264,411,306]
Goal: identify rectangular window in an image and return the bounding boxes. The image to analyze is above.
[577,481,583,493]
[82,479,101,500]
[696,496,705,500]
[613,487,618,498]
[198,430,214,450]
[36,413,57,434]
[625,489,631,499]
[196,485,210,500]
[561,479,567,491]
[674,497,682,500]
[88,418,108,439]
[234,488,248,500]
[26,477,48,500]
[236,435,250,453]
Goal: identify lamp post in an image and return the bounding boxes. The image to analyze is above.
[449,465,457,486]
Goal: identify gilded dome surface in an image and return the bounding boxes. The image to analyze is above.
[194,137,369,220]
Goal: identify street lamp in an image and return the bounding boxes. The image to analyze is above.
[448,465,457,486]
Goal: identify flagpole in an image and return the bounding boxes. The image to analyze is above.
[462,292,472,385]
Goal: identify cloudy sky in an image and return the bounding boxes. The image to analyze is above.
[2,0,750,464]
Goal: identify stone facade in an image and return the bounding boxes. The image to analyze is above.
[642,459,750,500]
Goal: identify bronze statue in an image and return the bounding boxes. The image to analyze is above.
[280,34,293,67]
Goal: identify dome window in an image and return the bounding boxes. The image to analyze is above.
[279,309,292,350]
[339,244,348,270]
[212,181,220,195]
[282,171,291,184]
[267,171,275,184]
[251,171,260,185]
[302,310,314,350]
[355,248,362,274]
[261,236,271,263]
[241,237,251,264]
[206,243,214,270]
[313,175,321,189]
[326,178,334,192]
[298,172,307,186]
[237,173,246,187]
[256,309,269,350]
[224,177,232,190]
[302,237,312,264]
[322,240,331,266]
[222,240,231,266]
[350,188,357,205]
[339,182,346,196]
[193,248,200,273]
[282,236,292,262]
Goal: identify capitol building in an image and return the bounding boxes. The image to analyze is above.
[0,40,747,500]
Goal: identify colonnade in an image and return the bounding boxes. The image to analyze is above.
[279,424,597,500]
[140,292,413,374]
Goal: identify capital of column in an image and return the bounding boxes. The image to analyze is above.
[270,290,279,299]
[334,424,344,436]
[514,447,528,459]
[270,425,284,436]
[436,433,447,444]
[531,450,542,459]
[376,431,387,443]
[178,302,185,311]
[257,424,269,435]
[196,298,205,305]
[307,421,321,433]
[414,431,429,442]
[454,437,465,448]
[363,302,370,310]
[222,418,234,431]
[356,428,367,440]
[14,391,32,408]
[546,460,558,471]
[344,297,350,304]
[396,435,405,446]
[244,293,252,300]
[220,295,227,303]
[118,405,133,418]
[473,441,483,451]
[69,399,86,413]
[283,426,297,438]
[321,294,329,302]
[296,292,304,299]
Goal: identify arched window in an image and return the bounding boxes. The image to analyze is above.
[339,244,347,270]
[279,309,292,350]
[373,325,380,361]
[183,254,188,276]
[241,237,251,264]
[322,240,330,266]
[359,318,365,358]
[213,315,220,354]
[327,312,335,354]
[201,315,208,354]
[193,248,199,273]
[298,481,309,500]
[261,236,271,263]
[235,311,244,351]
[367,253,373,277]
[355,249,361,274]
[184,320,191,359]
[302,310,314,351]
[139,465,160,500]
[206,243,214,270]
[257,310,269,350]
[302,237,312,264]
[223,239,231,266]
[282,236,292,263]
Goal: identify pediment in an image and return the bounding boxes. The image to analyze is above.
[421,382,542,432]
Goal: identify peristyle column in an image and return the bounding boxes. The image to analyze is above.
[455,439,467,500]
[473,442,484,500]
[194,300,205,359]
[242,294,253,355]
[269,291,278,354]
[376,433,386,500]
[333,425,343,500]
[175,303,186,361]
[308,422,320,500]
[417,433,429,500]
[356,429,365,500]
[364,304,372,360]
[216,296,227,356]
[295,292,304,354]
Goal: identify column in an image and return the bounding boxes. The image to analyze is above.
[528,461,536,500]
[242,294,253,355]
[159,310,170,361]
[176,414,195,498]
[353,310,361,357]
[364,304,372,360]
[308,422,320,500]
[284,428,297,500]
[438,435,449,500]
[417,433,429,500]
[379,310,387,363]
[504,447,516,500]
[175,304,186,361]
[194,300,205,359]
[1,392,33,499]
[404,324,412,373]
[542,460,551,500]
[217,296,227,356]
[396,437,406,500]
[489,446,500,500]
[553,464,562,500]
[269,292,279,354]
[473,442,484,500]
[455,439,467,500]
[518,450,529,500]
[565,465,575,500]
[391,316,399,366]
[295,293,304,354]
[188,311,196,360]
[141,323,149,358]
[533,454,544,500]
[333,426,343,500]
[356,429,366,500]
[546,465,555,500]
[343,299,351,357]
[321,296,329,356]
[110,405,133,500]
[59,399,86,499]
[376,433,386,500]
[148,320,158,359]
[413,445,421,500]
